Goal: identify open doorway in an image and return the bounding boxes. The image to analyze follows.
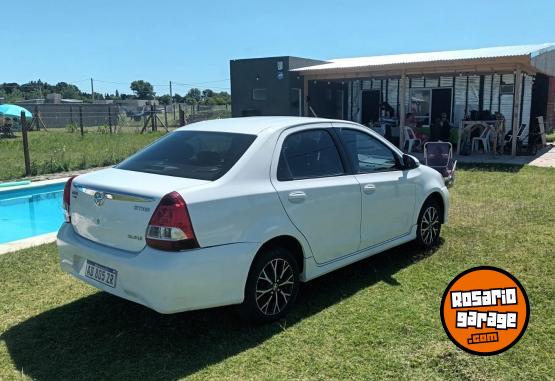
[361,90,380,125]
[431,88,452,122]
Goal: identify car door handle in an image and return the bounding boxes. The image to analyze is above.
[288,191,306,203]
[363,184,376,194]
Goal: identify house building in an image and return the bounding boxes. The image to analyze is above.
[230,56,326,117]
[230,43,555,155]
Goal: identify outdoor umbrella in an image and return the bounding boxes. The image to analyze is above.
[0,104,33,120]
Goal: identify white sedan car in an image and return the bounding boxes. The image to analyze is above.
[58,117,449,322]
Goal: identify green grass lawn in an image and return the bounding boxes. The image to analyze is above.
[0,130,165,182]
[0,165,554,380]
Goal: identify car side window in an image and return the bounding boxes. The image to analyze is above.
[337,128,398,173]
[277,129,345,181]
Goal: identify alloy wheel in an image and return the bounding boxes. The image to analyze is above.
[420,206,440,246]
[255,258,294,316]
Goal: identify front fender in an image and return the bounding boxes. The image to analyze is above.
[414,166,450,224]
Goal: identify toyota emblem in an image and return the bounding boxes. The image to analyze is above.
[93,192,105,206]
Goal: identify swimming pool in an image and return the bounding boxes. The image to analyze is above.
[0,182,66,244]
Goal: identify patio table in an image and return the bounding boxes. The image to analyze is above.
[456,120,496,154]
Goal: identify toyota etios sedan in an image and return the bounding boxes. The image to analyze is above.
[58,117,449,322]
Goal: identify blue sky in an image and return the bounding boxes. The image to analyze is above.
[5,0,554,96]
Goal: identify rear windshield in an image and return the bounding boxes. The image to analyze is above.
[117,130,257,180]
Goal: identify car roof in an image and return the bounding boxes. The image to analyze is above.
[175,116,356,135]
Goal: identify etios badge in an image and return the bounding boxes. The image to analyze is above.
[93,192,105,206]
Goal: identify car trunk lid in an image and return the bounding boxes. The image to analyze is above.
[70,168,208,252]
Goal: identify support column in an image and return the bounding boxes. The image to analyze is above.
[511,68,523,156]
[399,72,407,150]
[303,77,308,117]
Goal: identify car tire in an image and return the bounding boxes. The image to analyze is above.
[416,199,442,249]
[238,246,300,323]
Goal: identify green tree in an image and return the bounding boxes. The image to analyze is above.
[173,93,184,103]
[158,94,172,105]
[130,80,155,99]
[54,82,82,99]
[6,88,24,102]
[202,89,214,99]
[185,88,201,104]
[24,88,43,100]
[212,91,231,105]
[1,83,20,95]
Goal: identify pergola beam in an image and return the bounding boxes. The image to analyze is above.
[297,56,534,81]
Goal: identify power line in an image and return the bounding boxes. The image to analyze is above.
[173,78,230,86]
[94,78,230,88]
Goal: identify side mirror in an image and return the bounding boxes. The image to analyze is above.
[402,154,420,170]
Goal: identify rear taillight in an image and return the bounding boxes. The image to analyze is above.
[63,176,77,223]
[146,191,199,251]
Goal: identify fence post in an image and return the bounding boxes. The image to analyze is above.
[21,111,31,176]
[108,106,113,134]
[70,105,73,124]
[79,106,84,136]
[179,104,185,126]
[164,105,168,128]
[151,104,156,132]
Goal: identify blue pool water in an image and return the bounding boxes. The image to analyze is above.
[0,182,66,244]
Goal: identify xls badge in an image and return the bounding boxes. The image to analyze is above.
[440,266,529,356]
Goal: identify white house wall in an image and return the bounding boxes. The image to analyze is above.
[500,74,515,132]
[440,76,454,87]
[467,75,480,114]
[454,76,467,125]
[347,81,352,120]
[521,75,533,141]
[351,80,361,123]
[387,79,398,111]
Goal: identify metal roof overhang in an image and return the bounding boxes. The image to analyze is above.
[293,55,543,81]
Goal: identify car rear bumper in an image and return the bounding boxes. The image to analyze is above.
[57,223,259,314]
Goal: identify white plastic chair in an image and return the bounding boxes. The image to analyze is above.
[403,126,421,153]
[471,126,492,153]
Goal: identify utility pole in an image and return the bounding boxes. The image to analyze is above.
[90,78,95,102]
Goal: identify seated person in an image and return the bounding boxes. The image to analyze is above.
[406,113,428,144]
[381,102,395,118]
[430,118,442,142]
[439,112,451,142]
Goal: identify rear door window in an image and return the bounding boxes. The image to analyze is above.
[277,129,345,180]
[117,131,256,180]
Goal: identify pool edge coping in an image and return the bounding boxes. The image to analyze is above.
[0,232,58,255]
[0,177,69,194]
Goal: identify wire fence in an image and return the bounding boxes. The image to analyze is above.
[3,103,230,132]
[0,104,232,178]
